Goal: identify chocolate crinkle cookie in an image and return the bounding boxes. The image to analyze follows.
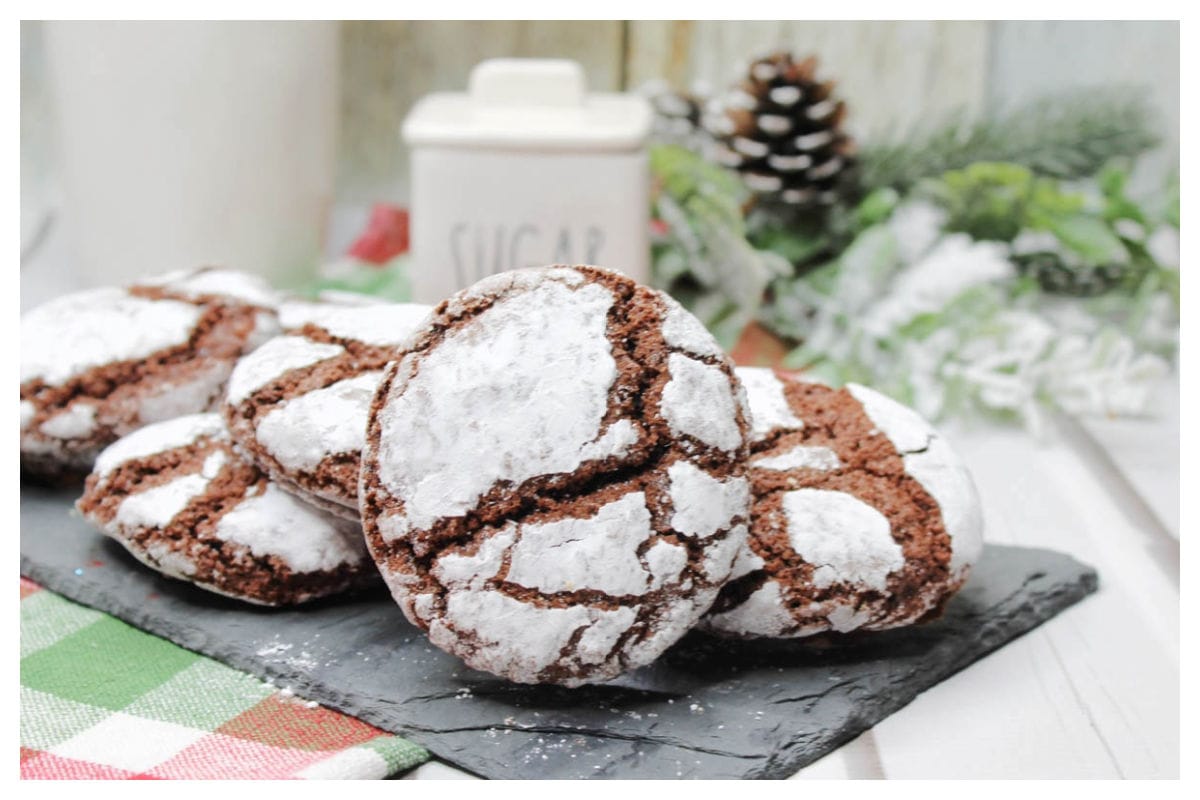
[77,413,375,606]
[703,368,985,639]
[222,299,432,519]
[361,265,752,686]
[20,267,280,482]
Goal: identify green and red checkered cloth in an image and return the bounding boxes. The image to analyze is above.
[19,578,429,779]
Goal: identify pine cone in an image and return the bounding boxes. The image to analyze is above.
[703,53,856,207]
[1014,252,1126,297]
[644,80,712,150]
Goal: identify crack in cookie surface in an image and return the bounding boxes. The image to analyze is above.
[704,369,984,639]
[20,268,279,481]
[222,301,432,514]
[361,266,750,685]
[77,413,373,606]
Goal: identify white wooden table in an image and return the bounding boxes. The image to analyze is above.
[21,216,1180,780]
[397,405,1181,780]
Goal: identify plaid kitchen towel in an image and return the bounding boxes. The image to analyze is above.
[19,578,429,779]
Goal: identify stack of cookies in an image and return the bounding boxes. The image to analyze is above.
[21,264,983,686]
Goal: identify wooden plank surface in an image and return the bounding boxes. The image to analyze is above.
[860,418,1178,778]
[1073,375,1180,539]
[339,20,626,203]
[626,21,990,140]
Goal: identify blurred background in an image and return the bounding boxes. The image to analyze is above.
[19,20,1181,439]
[22,21,1181,208]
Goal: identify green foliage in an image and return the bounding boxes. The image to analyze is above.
[650,144,748,223]
[749,220,828,265]
[919,162,1104,244]
[858,88,1160,194]
[1047,215,1126,265]
[647,87,1177,427]
[309,258,411,302]
[649,145,791,348]
[851,187,902,229]
[918,161,1160,297]
[1165,174,1180,229]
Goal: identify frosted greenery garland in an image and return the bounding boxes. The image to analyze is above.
[649,143,1178,429]
[760,194,1178,432]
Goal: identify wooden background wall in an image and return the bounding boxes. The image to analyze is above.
[22,20,1180,208]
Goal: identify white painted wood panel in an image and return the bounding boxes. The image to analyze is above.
[24,22,1180,206]
[626,21,991,142]
[1074,374,1180,538]
[867,421,1179,778]
[988,21,1179,189]
[339,21,625,202]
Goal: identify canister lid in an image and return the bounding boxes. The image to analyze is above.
[402,58,652,151]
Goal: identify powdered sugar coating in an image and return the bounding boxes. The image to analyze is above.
[441,265,586,317]
[363,265,751,685]
[138,267,280,309]
[214,483,365,573]
[705,373,981,640]
[752,445,842,472]
[376,279,624,532]
[667,461,749,538]
[315,289,390,307]
[661,354,743,451]
[143,542,199,578]
[279,302,432,347]
[736,367,805,441]
[94,413,228,477]
[700,522,748,584]
[79,413,371,606]
[783,488,905,591]
[21,288,201,386]
[115,472,214,530]
[137,362,230,425]
[433,530,515,590]
[247,310,283,350]
[21,272,279,477]
[429,590,638,683]
[645,540,689,588]
[727,543,766,580]
[824,605,874,634]
[223,300,433,516]
[505,492,656,596]
[706,580,811,637]
[847,383,984,576]
[225,336,344,404]
[256,372,383,471]
[39,404,97,439]
[115,450,227,531]
[660,294,724,358]
[20,401,35,431]
[430,490,684,603]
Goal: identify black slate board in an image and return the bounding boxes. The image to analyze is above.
[21,484,1098,779]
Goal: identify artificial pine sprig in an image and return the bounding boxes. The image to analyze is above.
[857,88,1160,194]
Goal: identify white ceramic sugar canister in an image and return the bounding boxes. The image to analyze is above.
[402,58,652,304]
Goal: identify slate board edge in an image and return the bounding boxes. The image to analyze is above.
[754,561,1100,779]
[19,548,1099,780]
